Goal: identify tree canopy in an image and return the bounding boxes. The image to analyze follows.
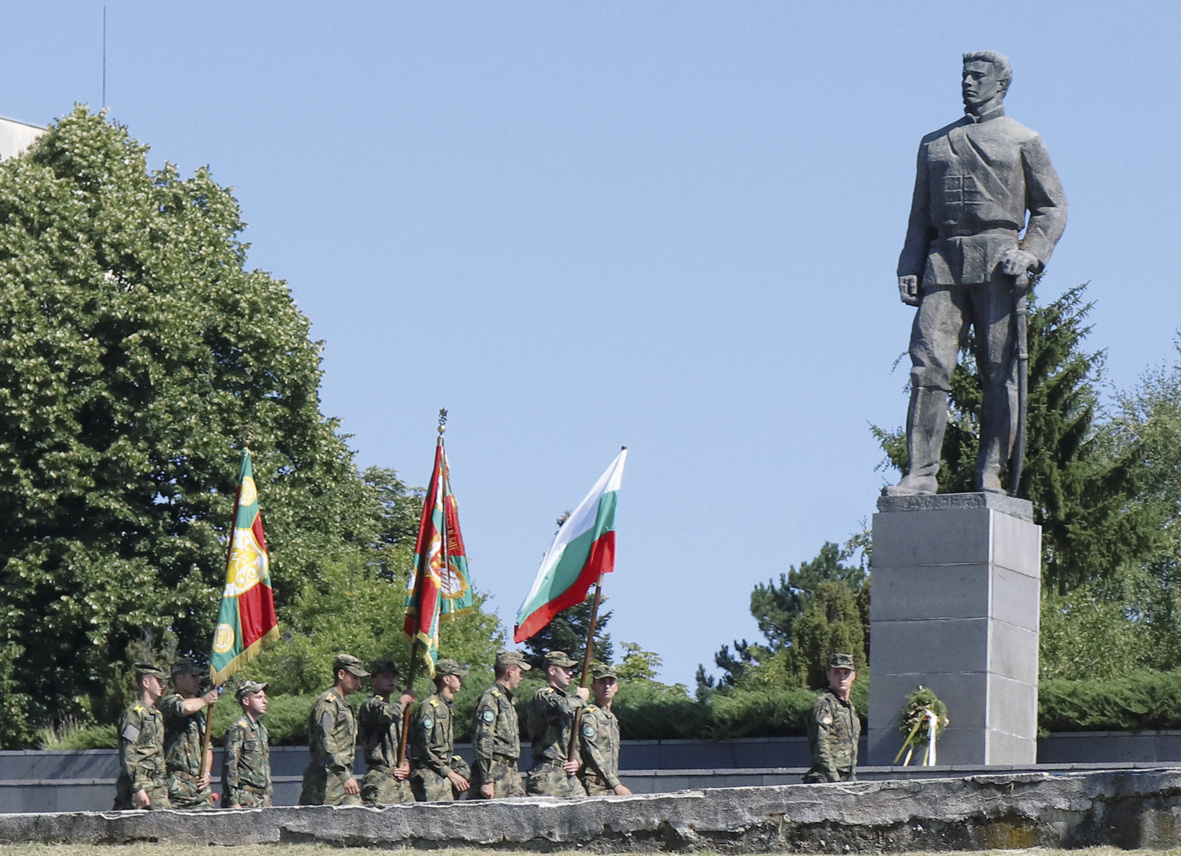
[0,108,505,746]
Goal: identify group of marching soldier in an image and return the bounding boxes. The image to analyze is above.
[114,648,629,810]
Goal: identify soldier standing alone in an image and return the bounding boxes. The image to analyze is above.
[471,650,531,799]
[113,662,171,810]
[159,658,220,809]
[359,659,416,805]
[222,680,272,808]
[299,653,368,806]
[578,663,632,796]
[526,651,589,797]
[803,652,861,783]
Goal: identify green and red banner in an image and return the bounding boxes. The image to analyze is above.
[210,449,280,686]
[439,451,474,621]
[404,439,449,675]
[514,448,627,643]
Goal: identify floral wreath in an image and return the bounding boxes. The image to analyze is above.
[894,685,949,766]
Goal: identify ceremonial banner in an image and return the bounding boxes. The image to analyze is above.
[210,450,279,685]
[439,453,474,620]
[404,440,446,675]
[514,448,626,643]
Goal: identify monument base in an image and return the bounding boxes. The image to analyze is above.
[869,492,1041,766]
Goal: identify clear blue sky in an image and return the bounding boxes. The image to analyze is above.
[3,2,1179,687]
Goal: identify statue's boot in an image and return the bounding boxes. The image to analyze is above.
[883,386,947,497]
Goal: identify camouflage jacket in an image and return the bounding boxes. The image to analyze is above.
[471,683,519,778]
[359,693,408,771]
[158,692,205,777]
[410,693,456,778]
[527,685,586,765]
[222,714,272,805]
[117,702,167,794]
[805,690,860,781]
[306,688,357,780]
[578,703,622,790]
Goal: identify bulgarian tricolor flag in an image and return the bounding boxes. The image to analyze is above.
[210,449,280,686]
[514,448,627,643]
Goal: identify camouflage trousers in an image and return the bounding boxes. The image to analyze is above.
[470,756,524,798]
[580,772,615,796]
[299,764,362,806]
[526,761,588,798]
[168,771,215,808]
[361,766,414,804]
[802,767,855,784]
[113,774,171,810]
[410,767,456,802]
[232,786,272,808]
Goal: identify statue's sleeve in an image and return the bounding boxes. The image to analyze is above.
[1018,134,1068,269]
[897,141,936,281]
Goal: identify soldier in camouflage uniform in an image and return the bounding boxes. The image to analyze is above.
[578,664,632,796]
[359,659,416,805]
[410,659,470,802]
[803,652,861,783]
[222,680,273,808]
[113,663,170,810]
[471,650,531,799]
[526,651,589,798]
[299,653,369,805]
[159,658,221,808]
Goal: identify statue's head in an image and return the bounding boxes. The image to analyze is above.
[961,50,1012,111]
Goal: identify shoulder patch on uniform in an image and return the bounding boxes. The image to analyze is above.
[422,717,434,729]
[482,709,496,723]
[132,704,144,714]
[491,689,500,698]
[821,714,833,726]
[122,724,141,742]
[429,698,440,708]
[582,723,595,737]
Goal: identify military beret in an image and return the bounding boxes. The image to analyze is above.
[334,653,370,677]
[544,651,578,669]
[369,659,400,676]
[495,650,532,671]
[435,659,469,677]
[236,680,268,701]
[828,652,856,670]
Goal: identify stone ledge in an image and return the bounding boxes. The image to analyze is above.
[2,770,1180,851]
[876,491,1034,522]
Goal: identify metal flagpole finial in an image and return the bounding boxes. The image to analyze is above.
[243,425,255,450]
[437,408,448,435]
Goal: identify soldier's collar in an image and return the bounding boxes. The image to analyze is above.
[964,104,1006,124]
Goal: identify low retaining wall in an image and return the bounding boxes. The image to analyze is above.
[1,770,1180,851]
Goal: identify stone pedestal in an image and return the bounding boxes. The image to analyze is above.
[868,492,1041,766]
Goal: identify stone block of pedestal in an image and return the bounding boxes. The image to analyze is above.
[868,492,1040,766]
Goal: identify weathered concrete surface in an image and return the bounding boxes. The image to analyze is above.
[2,769,1180,852]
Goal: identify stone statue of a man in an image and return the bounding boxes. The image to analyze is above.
[886,51,1067,497]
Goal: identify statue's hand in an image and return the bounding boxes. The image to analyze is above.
[1001,248,1039,277]
[898,275,920,307]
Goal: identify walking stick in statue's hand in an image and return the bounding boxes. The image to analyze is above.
[1009,270,1030,497]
